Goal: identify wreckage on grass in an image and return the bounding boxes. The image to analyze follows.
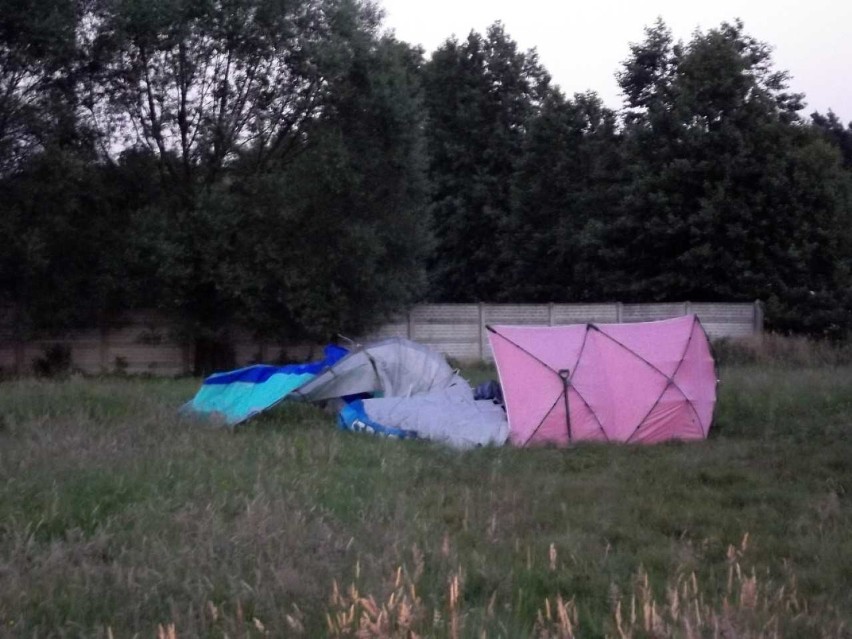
[183,337,510,448]
[182,316,717,449]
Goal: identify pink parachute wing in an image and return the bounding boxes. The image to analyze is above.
[488,315,716,447]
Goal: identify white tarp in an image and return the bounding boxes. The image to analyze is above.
[292,337,456,401]
[353,377,509,449]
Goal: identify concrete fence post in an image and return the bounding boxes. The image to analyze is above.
[99,325,109,373]
[684,301,691,316]
[14,339,24,375]
[182,340,193,376]
[548,302,554,326]
[407,307,415,340]
[753,300,764,333]
[616,302,623,323]
[478,303,485,361]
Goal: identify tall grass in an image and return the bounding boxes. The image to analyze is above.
[713,333,852,367]
[324,534,845,638]
[0,362,849,637]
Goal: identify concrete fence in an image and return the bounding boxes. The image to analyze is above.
[0,301,763,376]
[366,301,763,362]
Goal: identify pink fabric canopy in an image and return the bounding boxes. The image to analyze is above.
[487,315,716,446]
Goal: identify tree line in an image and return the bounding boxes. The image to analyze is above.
[1,1,850,370]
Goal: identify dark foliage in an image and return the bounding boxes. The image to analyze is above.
[607,20,852,336]
[32,343,73,377]
[423,23,551,301]
[0,0,430,370]
[1,9,850,346]
[812,110,852,168]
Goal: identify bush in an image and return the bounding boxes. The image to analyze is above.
[32,343,73,378]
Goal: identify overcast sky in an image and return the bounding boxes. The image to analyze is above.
[378,0,851,122]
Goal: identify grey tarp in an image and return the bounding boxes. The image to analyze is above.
[355,377,509,449]
[292,337,456,402]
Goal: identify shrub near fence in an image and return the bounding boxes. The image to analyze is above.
[0,302,763,376]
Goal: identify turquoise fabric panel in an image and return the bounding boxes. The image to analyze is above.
[188,371,316,425]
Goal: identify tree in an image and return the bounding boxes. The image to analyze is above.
[160,34,430,346]
[90,0,345,193]
[811,110,852,168]
[87,0,363,352]
[423,23,550,301]
[0,0,127,338]
[506,90,624,302]
[607,20,852,335]
[0,0,82,176]
[81,0,431,371]
[0,150,138,335]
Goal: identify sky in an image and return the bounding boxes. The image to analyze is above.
[378,0,852,122]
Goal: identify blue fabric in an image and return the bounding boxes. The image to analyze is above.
[183,345,348,426]
[338,400,417,440]
[474,379,504,404]
[204,345,348,385]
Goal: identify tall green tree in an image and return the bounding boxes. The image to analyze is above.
[812,110,852,168]
[607,20,852,335]
[423,23,550,301]
[87,0,358,353]
[0,0,128,338]
[91,0,350,199]
[84,0,431,370]
[174,34,430,346]
[506,90,624,301]
[0,151,138,335]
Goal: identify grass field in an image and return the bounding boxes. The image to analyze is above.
[0,362,850,637]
